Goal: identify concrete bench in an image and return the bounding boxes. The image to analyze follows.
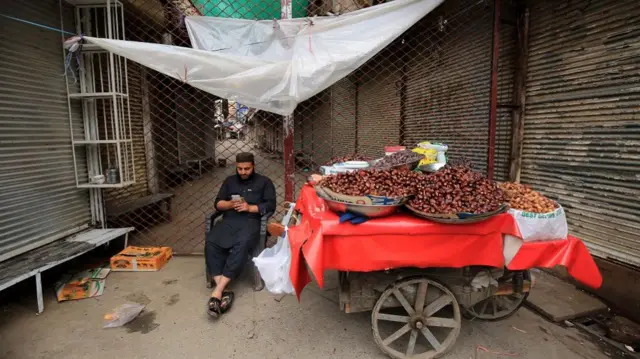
[0,228,134,314]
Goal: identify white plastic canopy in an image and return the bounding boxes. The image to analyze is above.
[72,0,443,115]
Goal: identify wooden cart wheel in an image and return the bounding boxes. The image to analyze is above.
[372,278,461,359]
[462,270,530,321]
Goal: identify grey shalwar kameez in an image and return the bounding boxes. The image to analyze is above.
[205,172,276,279]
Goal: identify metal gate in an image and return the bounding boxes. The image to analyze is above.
[93,0,516,254]
[0,0,92,262]
[522,0,640,266]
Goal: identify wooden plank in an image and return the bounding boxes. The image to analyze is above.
[0,228,134,291]
[525,270,608,322]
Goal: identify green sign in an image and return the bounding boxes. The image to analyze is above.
[190,0,308,20]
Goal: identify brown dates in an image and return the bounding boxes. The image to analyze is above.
[408,164,505,214]
[319,169,424,197]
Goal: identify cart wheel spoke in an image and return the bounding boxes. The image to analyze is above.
[420,327,442,351]
[382,324,412,346]
[479,297,490,315]
[425,317,460,328]
[393,288,415,315]
[378,314,410,323]
[425,294,452,316]
[491,296,498,315]
[415,281,428,312]
[406,329,418,356]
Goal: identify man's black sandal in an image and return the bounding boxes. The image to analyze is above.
[207,297,221,318]
[220,291,235,313]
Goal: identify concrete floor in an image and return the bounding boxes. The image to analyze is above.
[0,257,613,359]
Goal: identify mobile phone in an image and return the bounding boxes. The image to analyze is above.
[231,195,242,202]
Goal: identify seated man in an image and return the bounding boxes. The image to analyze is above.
[205,152,276,318]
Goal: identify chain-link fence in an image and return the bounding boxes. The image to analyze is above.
[96,0,517,254]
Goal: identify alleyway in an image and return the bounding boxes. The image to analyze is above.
[134,139,306,254]
[0,257,614,359]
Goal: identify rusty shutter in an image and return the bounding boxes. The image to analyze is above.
[0,0,91,262]
[494,19,518,182]
[404,1,493,172]
[523,0,640,265]
[310,90,333,166]
[357,55,402,158]
[331,77,358,156]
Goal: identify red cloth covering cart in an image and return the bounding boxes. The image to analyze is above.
[286,185,602,359]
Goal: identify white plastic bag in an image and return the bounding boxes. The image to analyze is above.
[103,303,145,328]
[508,205,568,242]
[253,231,295,295]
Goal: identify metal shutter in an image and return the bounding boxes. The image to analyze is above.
[357,56,402,158]
[404,0,494,172]
[0,0,91,262]
[523,0,640,265]
[331,77,358,156]
[309,90,333,166]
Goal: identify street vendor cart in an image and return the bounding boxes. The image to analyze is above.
[285,184,603,359]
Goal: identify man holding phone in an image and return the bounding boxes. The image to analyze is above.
[205,152,276,318]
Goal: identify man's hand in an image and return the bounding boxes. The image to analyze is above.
[233,200,249,212]
[216,200,234,211]
[234,201,258,213]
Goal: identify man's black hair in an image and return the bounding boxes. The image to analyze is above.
[236,152,255,164]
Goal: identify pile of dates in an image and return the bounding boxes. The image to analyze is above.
[500,182,557,213]
[408,165,505,214]
[320,169,424,198]
[325,154,371,165]
[373,150,424,169]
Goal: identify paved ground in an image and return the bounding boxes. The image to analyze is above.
[0,257,613,359]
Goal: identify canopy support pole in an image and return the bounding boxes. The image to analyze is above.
[487,0,501,179]
[282,0,295,202]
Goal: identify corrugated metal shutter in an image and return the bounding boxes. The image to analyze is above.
[310,90,333,166]
[331,77,358,156]
[357,56,402,158]
[523,0,640,266]
[404,0,493,172]
[495,17,518,182]
[0,0,91,262]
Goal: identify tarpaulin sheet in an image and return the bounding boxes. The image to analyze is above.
[288,185,602,298]
[66,0,444,116]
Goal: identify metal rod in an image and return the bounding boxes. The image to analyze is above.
[121,3,135,184]
[487,0,501,179]
[282,0,295,202]
[35,272,44,314]
[62,1,79,188]
[284,118,295,202]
